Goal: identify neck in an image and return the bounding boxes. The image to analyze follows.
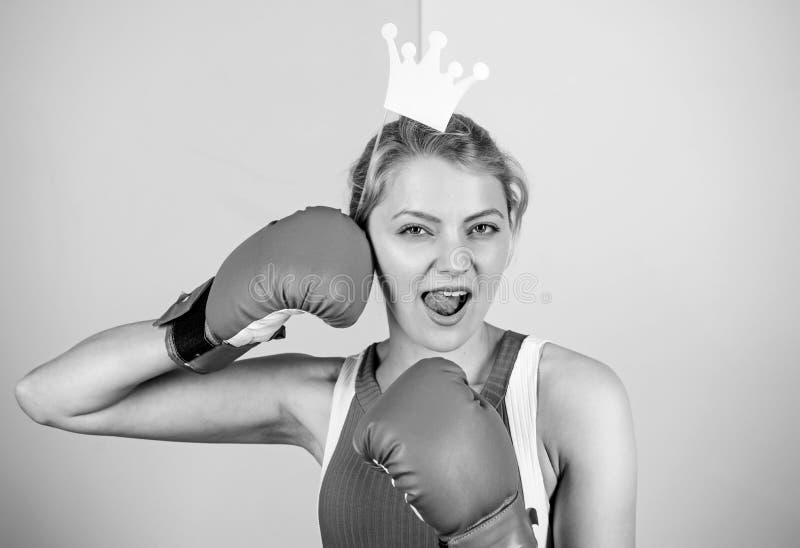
[374,320,505,392]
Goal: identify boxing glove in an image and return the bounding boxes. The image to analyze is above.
[352,358,536,548]
[154,206,374,373]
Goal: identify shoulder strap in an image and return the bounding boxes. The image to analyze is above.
[319,351,362,488]
[506,335,551,547]
[481,330,527,410]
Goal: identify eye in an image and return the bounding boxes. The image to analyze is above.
[398,224,430,237]
[471,223,499,235]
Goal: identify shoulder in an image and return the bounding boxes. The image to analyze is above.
[536,342,635,476]
[275,352,347,408]
[236,352,346,425]
[238,352,346,387]
[241,352,349,459]
[535,342,638,544]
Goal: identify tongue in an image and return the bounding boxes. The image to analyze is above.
[424,291,462,316]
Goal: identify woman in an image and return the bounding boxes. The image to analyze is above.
[15,114,637,547]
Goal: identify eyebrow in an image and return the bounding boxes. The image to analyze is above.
[391,208,506,224]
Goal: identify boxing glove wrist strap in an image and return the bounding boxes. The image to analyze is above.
[153,277,285,374]
[439,490,537,548]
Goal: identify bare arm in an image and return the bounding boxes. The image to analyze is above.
[14,320,342,447]
[544,351,638,547]
[15,320,180,423]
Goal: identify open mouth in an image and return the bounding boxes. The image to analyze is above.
[421,289,472,317]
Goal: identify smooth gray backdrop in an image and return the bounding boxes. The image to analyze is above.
[2,1,798,547]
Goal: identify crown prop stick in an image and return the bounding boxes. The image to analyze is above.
[356,23,490,216]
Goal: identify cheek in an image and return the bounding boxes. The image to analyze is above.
[371,236,422,305]
[474,237,511,272]
[372,234,417,277]
[471,239,512,304]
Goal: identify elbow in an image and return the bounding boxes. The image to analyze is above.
[15,377,55,426]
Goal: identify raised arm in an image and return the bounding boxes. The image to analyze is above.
[14,319,340,448]
[15,205,374,450]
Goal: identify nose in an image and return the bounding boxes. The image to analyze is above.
[433,233,474,276]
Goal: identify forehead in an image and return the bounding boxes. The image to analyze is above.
[376,156,506,216]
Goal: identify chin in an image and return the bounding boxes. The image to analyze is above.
[421,332,464,352]
[415,317,483,353]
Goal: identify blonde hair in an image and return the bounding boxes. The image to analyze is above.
[347,114,530,242]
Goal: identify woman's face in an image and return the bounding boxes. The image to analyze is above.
[367,155,513,352]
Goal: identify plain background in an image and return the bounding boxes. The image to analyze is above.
[2,1,798,546]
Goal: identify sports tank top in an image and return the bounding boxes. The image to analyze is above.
[317,331,552,547]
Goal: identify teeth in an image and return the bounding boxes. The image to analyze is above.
[433,289,467,297]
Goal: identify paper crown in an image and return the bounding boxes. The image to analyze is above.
[380,22,489,132]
